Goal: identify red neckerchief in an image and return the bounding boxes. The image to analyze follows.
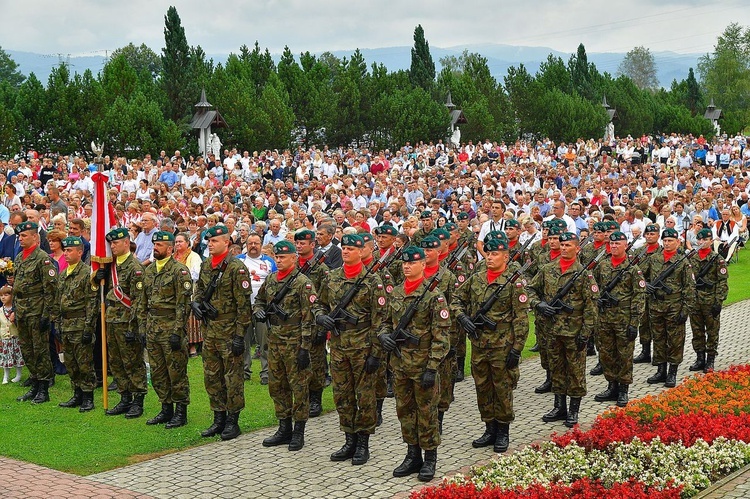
[549,249,561,260]
[343,261,363,279]
[438,251,449,262]
[362,256,373,267]
[605,243,611,254]
[22,244,38,260]
[663,250,677,262]
[379,247,391,258]
[593,240,606,249]
[508,239,518,249]
[424,263,440,279]
[541,239,548,247]
[276,268,293,282]
[487,269,503,283]
[698,248,711,260]
[448,243,458,252]
[298,255,312,268]
[647,243,660,253]
[611,255,627,267]
[404,277,424,295]
[211,250,229,268]
[560,257,576,274]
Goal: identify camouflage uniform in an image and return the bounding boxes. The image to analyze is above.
[688,250,728,359]
[302,257,330,395]
[140,258,193,406]
[431,265,458,415]
[636,244,662,358]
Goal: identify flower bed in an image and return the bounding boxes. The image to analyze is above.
[414,365,750,498]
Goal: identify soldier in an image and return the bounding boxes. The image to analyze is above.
[578,222,607,265]
[14,221,58,404]
[255,240,316,451]
[634,223,662,364]
[587,220,616,373]
[444,221,470,382]
[373,223,402,401]
[378,246,449,481]
[455,214,478,272]
[294,229,329,419]
[194,225,253,441]
[411,211,435,247]
[593,232,646,407]
[140,231,193,429]
[95,228,147,418]
[317,234,386,465]
[453,237,529,453]
[645,228,694,388]
[528,232,598,428]
[688,228,728,373]
[56,236,97,412]
[504,219,522,254]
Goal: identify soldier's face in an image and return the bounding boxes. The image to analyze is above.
[662,237,679,252]
[17,230,37,249]
[207,235,230,256]
[594,230,606,242]
[402,260,425,280]
[645,232,659,244]
[697,236,712,249]
[153,241,173,260]
[109,238,130,257]
[548,236,561,250]
[609,240,627,257]
[505,227,519,240]
[376,234,394,249]
[341,246,362,265]
[274,253,296,272]
[294,239,314,257]
[361,243,374,260]
[485,250,509,272]
[560,240,579,259]
[63,246,83,265]
[424,248,440,266]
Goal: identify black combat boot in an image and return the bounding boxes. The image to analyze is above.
[594,381,619,402]
[79,392,95,412]
[330,433,357,461]
[393,444,423,477]
[542,394,568,422]
[589,362,603,376]
[201,411,226,437]
[125,392,145,418]
[376,399,384,427]
[147,403,174,425]
[438,411,444,435]
[534,370,552,394]
[166,403,188,429]
[351,432,370,465]
[472,421,497,448]
[288,420,306,451]
[664,364,679,388]
[309,390,323,418]
[633,343,651,364]
[529,342,540,352]
[17,379,38,402]
[220,411,241,440]
[418,449,437,482]
[704,354,716,373]
[262,417,292,447]
[494,422,510,453]
[689,352,706,372]
[31,380,50,404]
[106,391,132,415]
[586,337,596,356]
[647,363,667,384]
[59,388,83,408]
[616,384,629,407]
[455,357,465,382]
[564,397,581,428]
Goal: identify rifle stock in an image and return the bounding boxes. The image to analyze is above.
[548,248,606,319]
[469,260,531,337]
[265,251,327,321]
[649,248,696,299]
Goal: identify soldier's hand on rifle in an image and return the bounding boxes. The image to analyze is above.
[711,303,722,317]
[253,309,266,323]
[596,297,607,309]
[626,325,638,342]
[505,348,522,369]
[535,301,557,318]
[296,348,310,370]
[645,282,657,294]
[81,330,93,345]
[312,330,327,346]
[677,310,689,324]
[94,266,108,282]
[575,334,587,352]
[315,314,336,331]
[169,334,182,352]
[124,330,137,343]
[420,368,437,389]
[230,335,245,356]
[378,333,397,353]
[190,301,204,320]
[364,355,380,374]
[457,314,477,338]
[39,316,51,331]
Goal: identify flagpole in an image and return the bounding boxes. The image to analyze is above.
[100,281,108,410]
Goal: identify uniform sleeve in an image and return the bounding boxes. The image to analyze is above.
[581,272,599,340]
[317,272,331,315]
[298,277,316,351]
[41,258,58,320]
[715,258,729,304]
[680,260,695,312]
[427,293,451,371]
[510,280,530,352]
[526,267,545,310]
[176,267,193,337]
[450,275,471,318]
[369,275,387,359]
[128,265,145,332]
[233,263,253,331]
[85,275,99,335]
[629,266,646,329]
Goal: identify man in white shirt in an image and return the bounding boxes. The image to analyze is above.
[543,200,577,234]
[477,199,507,260]
[180,166,200,190]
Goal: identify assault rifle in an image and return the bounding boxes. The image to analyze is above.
[389,271,445,358]
[468,260,531,338]
[694,237,735,290]
[647,248,696,299]
[597,246,648,310]
[547,248,607,318]
[578,234,594,251]
[445,239,470,272]
[191,258,229,324]
[509,236,535,263]
[265,251,327,320]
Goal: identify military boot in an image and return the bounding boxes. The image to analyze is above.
[494,422,510,453]
[376,399,384,427]
[79,392,95,412]
[386,371,395,397]
[689,351,706,372]
[31,380,50,404]
[472,421,497,448]
[124,392,145,419]
[438,411,444,435]
[542,394,567,422]
[309,389,323,418]
[589,361,603,376]
[393,444,423,477]
[586,337,596,356]
[201,411,226,437]
[59,388,83,408]
[262,417,292,447]
[529,342,540,352]
[664,364,679,388]
[534,370,552,394]
[166,403,188,429]
[633,343,651,364]
[594,381,619,402]
[17,379,38,402]
[564,397,581,428]
[106,391,132,415]
[455,357,465,382]
[147,403,174,425]
[616,384,629,407]
[351,432,370,465]
[704,354,716,373]
[220,411,241,441]
[418,449,437,482]
[288,420,306,451]
[647,363,667,384]
[330,433,357,461]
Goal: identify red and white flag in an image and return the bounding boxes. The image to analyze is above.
[90,171,117,272]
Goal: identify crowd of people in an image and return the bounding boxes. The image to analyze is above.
[2,130,745,481]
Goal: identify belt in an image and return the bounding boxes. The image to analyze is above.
[62,310,86,319]
[337,321,371,332]
[269,316,302,327]
[214,313,237,321]
[150,308,176,317]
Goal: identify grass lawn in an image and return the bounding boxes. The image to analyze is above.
[725,248,749,305]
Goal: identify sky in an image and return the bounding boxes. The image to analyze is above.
[0,0,744,58]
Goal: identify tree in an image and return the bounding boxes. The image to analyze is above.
[0,46,25,88]
[161,6,193,122]
[618,46,658,90]
[409,24,435,90]
[110,43,162,80]
[568,43,595,100]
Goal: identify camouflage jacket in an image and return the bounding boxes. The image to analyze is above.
[298,254,329,317]
[56,262,97,334]
[593,257,646,329]
[641,250,695,313]
[139,257,193,337]
[194,255,253,340]
[579,241,608,265]
[254,271,316,350]
[13,246,58,321]
[689,250,728,306]
[103,253,144,330]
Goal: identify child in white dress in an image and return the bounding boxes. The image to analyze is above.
[0,285,23,384]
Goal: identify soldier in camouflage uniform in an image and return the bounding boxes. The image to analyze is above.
[411,211,435,247]
[373,224,402,402]
[688,228,728,373]
[140,231,193,429]
[293,229,329,419]
[193,225,253,441]
[255,240,316,451]
[578,222,608,266]
[378,246,450,482]
[634,223,662,364]
[56,236,98,412]
[13,221,58,404]
[317,234,386,465]
[528,232,598,428]
[453,215,477,382]
[592,232,645,407]
[96,228,147,418]
[644,228,695,388]
[453,237,529,453]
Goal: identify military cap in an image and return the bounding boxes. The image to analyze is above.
[593,222,605,232]
[609,231,627,242]
[373,224,398,236]
[559,232,579,242]
[105,227,130,242]
[457,212,470,221]
[484,230,507,244]
[548,227,562,237]
[550,218,567,229]
[661,228,679,239]
[204,225,229,239]
[431,228,450,241]
[294,229,316,241]
[444,222,458,232]
[484,238,509,252]
[419,235,441,249]
[341,234,365,248]
[14,221,38,235]
[152,230,175,243]
[542,220,552,229]
[606,220,620,231]
[62,236,83,248]
[273,240,296,255]
[420,210,433,220]
[402,246,425,262]
[360,233,374,244]
[505,219,521,229]
[644,224,660,234]
[696,228,713,239]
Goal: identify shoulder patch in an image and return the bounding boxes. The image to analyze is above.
[437,296,445,303]
[719,267,727,275]
[181,270,188,275]
[305,283,312,290]
[44,259,51,265]
[516,282,522,288]
[384,273,391,280]
[239,268,246,274]
[455,282,460,288]
[519,294,528,303]
[385,285,393,294]
[377,296,386,306]
[439,309,450,319]
[242,280,250,289]
[183,281,192,290]
[135,271,143,276]
[458,275,465,283]
[310,294,317,303]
